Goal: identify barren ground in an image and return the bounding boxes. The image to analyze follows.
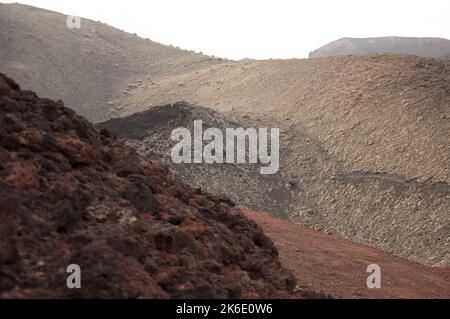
[244,209,450,298]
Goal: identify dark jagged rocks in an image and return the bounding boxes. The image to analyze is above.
[0,73,297,298]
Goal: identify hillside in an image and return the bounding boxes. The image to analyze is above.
[99,102,295,217]
[2,2,449,301]
[309,37,450,58]
[110,54,450,266]
[0,73,303,298]
[0,3,223,122]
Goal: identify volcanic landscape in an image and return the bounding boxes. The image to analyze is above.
[0,3,449,299]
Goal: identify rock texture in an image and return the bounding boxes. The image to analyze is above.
[0,73,299,299]
[99,102,294,218]
[309,37,450,58]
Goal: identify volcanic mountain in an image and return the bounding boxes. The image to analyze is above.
[3,3,449,269]
[0,3,224,122]
[309,37,450,58]
[0,73,302,298]
[2,73,449,299]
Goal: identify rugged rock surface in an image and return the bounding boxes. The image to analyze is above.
[0,73,299,298]
[309,37,450,58]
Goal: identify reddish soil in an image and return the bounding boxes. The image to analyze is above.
[243,209,450,299]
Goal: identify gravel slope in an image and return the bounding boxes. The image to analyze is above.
[111,55,450,266]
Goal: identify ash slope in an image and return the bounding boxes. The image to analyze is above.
[115,55,450,186]
[309,37,450,58]
[0,73,300,299]
[0,3,224,122]
[100,104,450,298]
[114,55,450,267]
[99,102,296,218]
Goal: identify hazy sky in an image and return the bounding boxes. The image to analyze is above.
[4,0,450,59]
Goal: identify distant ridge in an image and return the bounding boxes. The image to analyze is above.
[309,37,450,58]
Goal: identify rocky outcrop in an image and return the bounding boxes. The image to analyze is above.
[0,73,298,298]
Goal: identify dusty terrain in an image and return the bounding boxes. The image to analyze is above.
[104,56,450,267]
[309,37,450,58]
[2,3,449,293]
[0,73,305,299]
[98,102,295,217]
[115,55,450,186]
[244,209,450,298]
[0,3,224,122]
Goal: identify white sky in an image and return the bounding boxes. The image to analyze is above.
[3,0,450,59]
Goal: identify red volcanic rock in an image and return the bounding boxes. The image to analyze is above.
[0,73,298,298]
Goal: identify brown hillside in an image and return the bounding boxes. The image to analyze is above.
[0,3,224,122]
[111,55,450,266]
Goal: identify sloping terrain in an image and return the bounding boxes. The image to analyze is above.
[0,3,224,122]
[3,72,446,299]
[2,1,448,270]
[114,55,450,186]
[0,73,305,299]
[309,37,450,58]
[99,102,295,217]
[112,54,450,267]
[244,209,450,299]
